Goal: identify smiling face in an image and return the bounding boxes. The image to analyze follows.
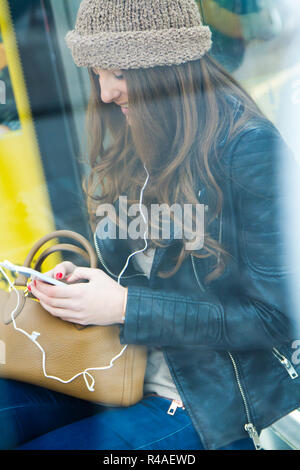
[92,68,130,122]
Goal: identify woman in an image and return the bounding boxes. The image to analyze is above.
[2,0,300,451]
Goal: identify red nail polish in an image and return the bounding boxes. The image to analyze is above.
[28,285,31,292]
[34,280,37,287]
[56,272,63,279]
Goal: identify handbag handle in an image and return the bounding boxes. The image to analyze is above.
[34,244,90,271]
[14,230,98,287]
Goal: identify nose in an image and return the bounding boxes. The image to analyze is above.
[99,76,121,104]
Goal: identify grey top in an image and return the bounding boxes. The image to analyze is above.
[132,248,182,401]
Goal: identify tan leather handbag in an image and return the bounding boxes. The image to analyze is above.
[0,230,147,406]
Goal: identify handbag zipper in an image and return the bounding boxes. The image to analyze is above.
[272,347,298,379]
[228,352,262,450]
[93,231,147,280]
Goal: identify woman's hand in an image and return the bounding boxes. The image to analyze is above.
[28,266,127,326]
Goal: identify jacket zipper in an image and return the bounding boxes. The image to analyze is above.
[93,231,147,280]
[272,347,298,379]
[192,209,261,449]
[227,352,262,450]
[191,258,261,449]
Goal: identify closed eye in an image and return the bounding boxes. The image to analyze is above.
[91,68,123,80]
[114,73,124,80]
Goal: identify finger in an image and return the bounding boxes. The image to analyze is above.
[30,279,74,299]
[31,283,77,309]
[65,267,100,283]
[39,300,77,321]
[29,279,86,300]
[52,261,77,280]
[40,262,76,281]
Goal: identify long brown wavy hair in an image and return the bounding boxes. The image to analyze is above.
[82,54,265,283]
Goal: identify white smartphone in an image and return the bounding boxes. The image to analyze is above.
[0,260,65,286]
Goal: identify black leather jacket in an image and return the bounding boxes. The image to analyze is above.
[94,98,300,449]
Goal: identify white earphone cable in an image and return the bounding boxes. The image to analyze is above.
[117,164,150,283]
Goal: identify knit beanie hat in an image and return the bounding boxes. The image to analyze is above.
[65,0,212,70]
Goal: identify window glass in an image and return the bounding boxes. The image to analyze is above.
[0,0,300,451]
[0,28,21,135]
[197,0,300,151]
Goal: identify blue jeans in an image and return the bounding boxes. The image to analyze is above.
[0,379,254,450]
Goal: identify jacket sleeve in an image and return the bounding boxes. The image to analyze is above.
[119,125,300,350]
